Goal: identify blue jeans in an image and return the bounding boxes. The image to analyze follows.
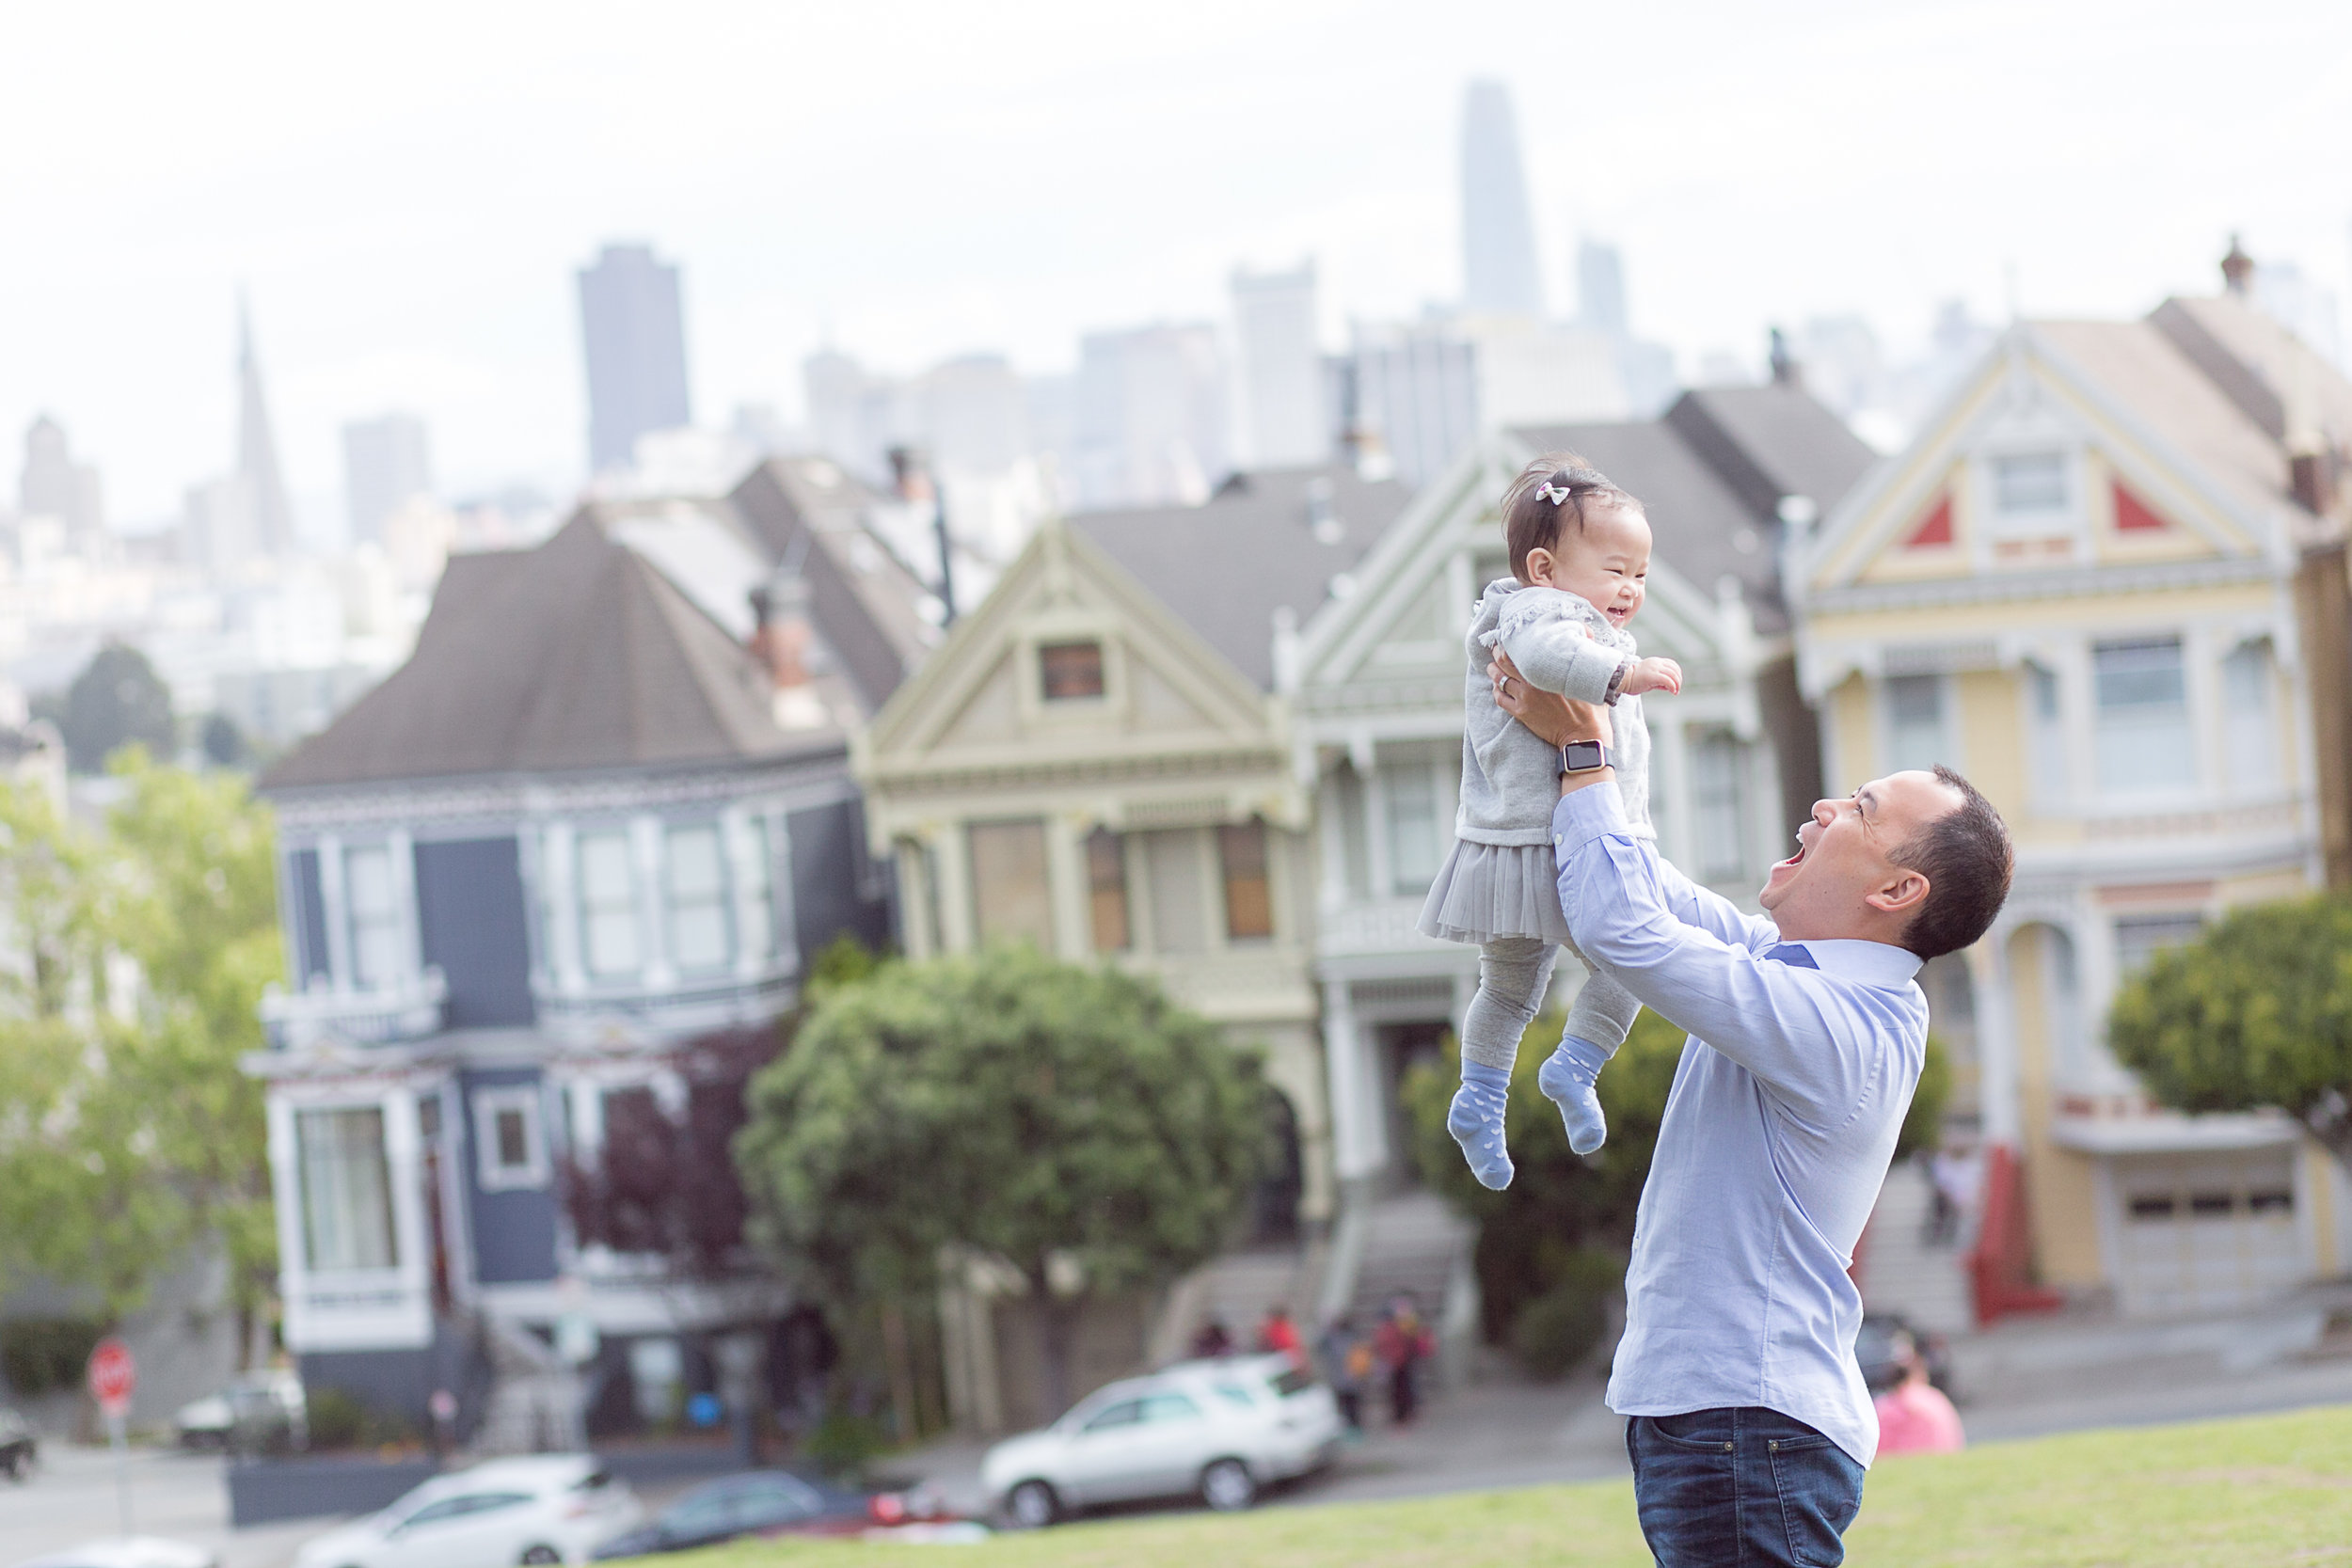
[1624,1407,1865,1566]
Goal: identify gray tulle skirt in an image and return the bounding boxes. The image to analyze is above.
[1416,838,1572,945]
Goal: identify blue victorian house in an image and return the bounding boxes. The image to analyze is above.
[247,457,931,1432]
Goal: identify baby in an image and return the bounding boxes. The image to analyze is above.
[1418,456,1680,1189]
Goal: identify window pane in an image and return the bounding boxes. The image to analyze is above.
[579,832,641,977]
[739,817,774,961]
[1040,641,1105,701]
[2094,639,2193,793]
[1386,766,1441,895]
[345,846,402,988]
[297,1107,398,1271]
[2115,913,2205,976]
[665,824,731,974]
[1690,731,1747,881]
[2222,643,2277,794]
[1883,675,1949,774]
[495,1107,529,1168]
[2026,663,2068,803]
[1994,452,2068,513]
[1219,821,1272,941]
[1143,830,1205,955]
[969,819,1054,948]
[1086,829,1129,951]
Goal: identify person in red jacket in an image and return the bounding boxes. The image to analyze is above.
[1255,1304,1302,1357]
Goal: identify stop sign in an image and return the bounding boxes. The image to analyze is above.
[87,1338,135,1418]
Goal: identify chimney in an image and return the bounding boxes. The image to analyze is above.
[2290,451,2336,518]
[1768,326,1801,388]
[749,575,828,730]
[2221,234,2253,296]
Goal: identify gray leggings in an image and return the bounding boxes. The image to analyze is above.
[1457,936,1643,1074]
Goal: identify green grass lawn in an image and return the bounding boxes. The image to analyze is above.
[672,1402,2352,1567]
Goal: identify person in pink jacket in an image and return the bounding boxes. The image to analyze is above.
[1872,1331,1964,1454]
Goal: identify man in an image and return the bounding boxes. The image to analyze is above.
[1496,662,2011,1567]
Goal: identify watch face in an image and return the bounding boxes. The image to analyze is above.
[1563,740,1607,771]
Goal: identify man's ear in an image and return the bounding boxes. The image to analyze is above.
[1865,867,1931,919]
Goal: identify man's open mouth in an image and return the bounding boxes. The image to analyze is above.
[1776,834,1810,870]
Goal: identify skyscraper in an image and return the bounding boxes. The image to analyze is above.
[1577,240,1628,339]
[18,415,104,553]
[578,243,692,473]
[238,297,295,557]
[1460,79,1544,318]
[1069,323,1228,509]
[342,413,433,545]
[1230,262,1327,468]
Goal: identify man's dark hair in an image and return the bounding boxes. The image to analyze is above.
[1892,766,2014,960]
[1500,452,1643,584]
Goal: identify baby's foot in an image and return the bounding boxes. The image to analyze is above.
[1538,1036,1612,1156]
[1446,1065,1515,1190]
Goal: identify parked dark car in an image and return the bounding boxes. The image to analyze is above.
[591,1470,925,1558]
[1854,1312,1955,1398]
[1,1407,38,1479]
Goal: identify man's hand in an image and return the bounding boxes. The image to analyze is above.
[1489,650,1613,748]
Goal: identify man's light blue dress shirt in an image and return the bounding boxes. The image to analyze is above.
[1551,785,1926,1467]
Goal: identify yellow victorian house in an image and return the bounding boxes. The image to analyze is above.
[1792,260,2352,1322]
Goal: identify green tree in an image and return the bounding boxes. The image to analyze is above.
[0,752,279,1351]
[60,642,175,773]
[735,946,1266,1421]
[2108,894,2352,1164]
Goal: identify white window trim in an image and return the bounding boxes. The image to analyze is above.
[473,1085,551,1193]
[1878,672,1961,777]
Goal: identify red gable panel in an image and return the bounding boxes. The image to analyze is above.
[1901,495,1954,549]
[2113,482,2169,532]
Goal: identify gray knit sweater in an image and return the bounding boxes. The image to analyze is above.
[1454,579,1655,845]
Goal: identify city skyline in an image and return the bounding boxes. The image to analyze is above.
[2,0,2349,525]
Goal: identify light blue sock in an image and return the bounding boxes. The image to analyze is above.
[1447,1061,1515,1190]
[1538,1035,1612,1156]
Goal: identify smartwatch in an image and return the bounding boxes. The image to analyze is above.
[1560,739,1616,775]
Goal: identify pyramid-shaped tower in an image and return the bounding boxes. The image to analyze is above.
[237,293,294,557]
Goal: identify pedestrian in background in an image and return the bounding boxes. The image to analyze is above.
[1188,1316,1233,1359]
[1316,1313,1366,1433]
[1375,1294,1434,1426]
[1255,1303,1301,1357]
[1873,1332,1964,1454]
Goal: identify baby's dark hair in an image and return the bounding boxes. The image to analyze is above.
[1502,453,1643,583]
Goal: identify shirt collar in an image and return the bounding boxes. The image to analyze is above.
[1764,938,1922,989]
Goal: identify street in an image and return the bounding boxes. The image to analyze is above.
[5,1306,2350,1567]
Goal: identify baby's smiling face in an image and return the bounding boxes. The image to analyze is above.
[1522,500,1653,631]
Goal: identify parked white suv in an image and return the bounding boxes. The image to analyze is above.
[980,1354,1343,1526]
[292,1456,640,1568]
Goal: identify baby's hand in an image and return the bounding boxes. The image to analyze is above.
[1621,657,1683,697]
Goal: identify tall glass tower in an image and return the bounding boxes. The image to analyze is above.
[577,243,692,473]
[1459,79,1545,318]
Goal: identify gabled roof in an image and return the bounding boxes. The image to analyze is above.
[1664,385,1880,524]
[2032,318,2312,534]
[1513,405,1822,638]
[2151,293,2352,458]
[731,457,939,711]
[1068,465,1412,689]
[261,509,845,791]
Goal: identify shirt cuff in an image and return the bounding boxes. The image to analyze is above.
[1551,779,1629,857]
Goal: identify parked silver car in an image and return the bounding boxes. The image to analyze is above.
[980,1354,1343,1526]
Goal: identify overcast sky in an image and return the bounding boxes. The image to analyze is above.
[6,0,2350,530]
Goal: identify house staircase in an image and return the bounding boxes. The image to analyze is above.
[469,1313,584,1455]
[1855,1157,1975,1336]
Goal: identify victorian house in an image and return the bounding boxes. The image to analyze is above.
[1790,254,2352,1322]
[852,466,1410,1430]
[246,457,931,1430]
[1286,386,1879,1206]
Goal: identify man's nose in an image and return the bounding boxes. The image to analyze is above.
[1809,798,1841,826]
